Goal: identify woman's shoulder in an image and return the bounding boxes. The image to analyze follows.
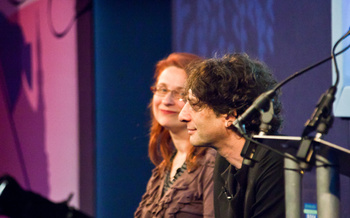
[199,148,217,167]
[144,162,166,188]
[206,148,217,159]
[150,162,166,178]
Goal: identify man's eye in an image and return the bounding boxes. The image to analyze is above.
[192,105,201,112]
[188,101,201,111]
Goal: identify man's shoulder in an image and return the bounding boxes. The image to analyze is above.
[245,145,285,183]
[214,153,230,172]
[255,145,284,165]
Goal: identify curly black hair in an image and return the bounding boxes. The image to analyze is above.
[185,53,283,134]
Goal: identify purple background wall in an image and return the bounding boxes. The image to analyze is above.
[0,0,94,216]
[173,0,350,216]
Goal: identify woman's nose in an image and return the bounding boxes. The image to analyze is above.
[162,91,175,105]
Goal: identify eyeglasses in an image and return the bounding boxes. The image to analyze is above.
[150,86,186,101]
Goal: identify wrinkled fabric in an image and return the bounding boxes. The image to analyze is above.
[135,149,216,218]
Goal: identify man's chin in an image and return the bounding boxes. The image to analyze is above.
[190,139,213,148]
[193,145,215,150]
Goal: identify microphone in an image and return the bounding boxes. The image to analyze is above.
[302,86,336,137]
[297,86,336,162]
[233,89,276,133]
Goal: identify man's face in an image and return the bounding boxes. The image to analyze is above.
[178,90,229,148]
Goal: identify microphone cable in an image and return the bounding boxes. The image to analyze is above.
[273,28,350,94]
[48,0,92,38]
[7,0,26,6]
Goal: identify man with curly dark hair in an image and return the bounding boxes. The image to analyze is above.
[179,53,285,218]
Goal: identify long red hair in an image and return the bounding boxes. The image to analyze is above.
[148,53,207,173]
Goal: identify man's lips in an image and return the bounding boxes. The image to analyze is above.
[187,128,197,135]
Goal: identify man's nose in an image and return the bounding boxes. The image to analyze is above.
[179,102,190,122]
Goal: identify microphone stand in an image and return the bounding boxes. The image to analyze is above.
[298,86,339,218]
[261,100,303,218]
[259,100,303,218]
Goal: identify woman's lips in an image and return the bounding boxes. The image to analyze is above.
[160,109,177,115]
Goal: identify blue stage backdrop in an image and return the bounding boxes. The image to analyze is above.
[94,1,171,217]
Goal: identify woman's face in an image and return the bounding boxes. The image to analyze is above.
[152,66,187,132]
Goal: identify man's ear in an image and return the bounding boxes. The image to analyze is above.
[224,114,236,128]
[224,109,238,128]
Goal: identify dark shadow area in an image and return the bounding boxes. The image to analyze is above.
[0,11,48,197]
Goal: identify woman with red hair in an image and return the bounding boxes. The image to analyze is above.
[135,53,215,218]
